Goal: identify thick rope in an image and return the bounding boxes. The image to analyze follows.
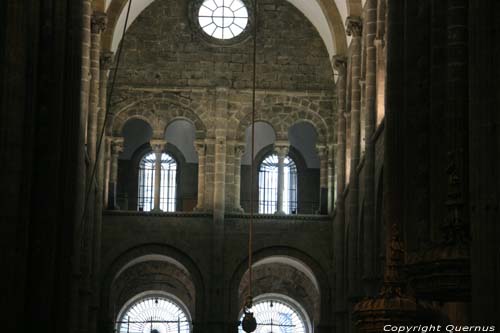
[246,0,258,310]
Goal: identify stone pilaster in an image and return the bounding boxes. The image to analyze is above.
[316,144,328,214]
[327,143,335,214]
[81,0,91,147]
[333,56,347,200]
[346,15,363,302]
[150,139,167,212]
[275,142,289,215]
[213,87,229,220]
[104,137,111,209]
[108,137,124,210]
[77,10,92,332]
[98,52,113,202]
[233,142,245,212]
[194,140,206,211]
[90,50,112,333]
[363,0,378,295]
[87,12,107,165]
[332,54,347,333]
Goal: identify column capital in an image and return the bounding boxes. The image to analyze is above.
[150,139,167,154]
[374,38,385,49]
[343,112,352,120]
[100,51,114,70]
[332,55,347,75]
[110,137,124,155]
[346,16,363,37]
[194,140,206,157]
[316,144,328,156]
[91,11,107,34]
[235,142,246,157]
[274,142,289,158]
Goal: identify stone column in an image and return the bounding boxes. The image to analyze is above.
[91,51,112,333]
[87,12,106,164]
[275,143,289,215]
[108,137,123,210]
[213,87,229,220]
[334,56,347,200]
[233,142,245,212]
[194,140,206,211]
[363,0,378,295]
[327,143,335,214]
[104,137,111,209]
[150,139,166,212]
[317,144,328,214]
[333,54,347,333]
[346,16,363,302]
[98,52,113,200]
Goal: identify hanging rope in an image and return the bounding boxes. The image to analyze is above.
[246,0,258,313]
[241,5,258,332]
[79,0,133,246]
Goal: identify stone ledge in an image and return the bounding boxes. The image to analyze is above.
[103,210,331,221]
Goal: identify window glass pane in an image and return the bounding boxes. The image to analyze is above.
[118,297,190,333]
[138,152,177,212]
[198,0,248,39]
[238,298,307,333]
[258,154,297,214]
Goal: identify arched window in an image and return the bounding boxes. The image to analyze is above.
[238,296,309,333]
[118,296,191,333]
[138,152,177,212]
[258,154,297,214]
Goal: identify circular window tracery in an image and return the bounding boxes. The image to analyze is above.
[118,296,191,333]
[198,0,249,40]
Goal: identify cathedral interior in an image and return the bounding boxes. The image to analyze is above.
[1,0,500,332]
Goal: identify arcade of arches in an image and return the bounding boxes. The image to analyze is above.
[2,0,500,333]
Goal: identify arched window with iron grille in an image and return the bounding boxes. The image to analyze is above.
[258,154,297,214]
[138,152,177,212]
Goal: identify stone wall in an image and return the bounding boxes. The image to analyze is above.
[100,212,333,331]
[107,0,337,215]
[115,0,334,91]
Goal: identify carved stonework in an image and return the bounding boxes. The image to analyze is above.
[353,225,417,333]
[150,139,166,154]
[346,16,363,38]
[406,150,470,302]
[332,55,347,76]
[100,51,114,71]
[274,142,289,158]
[316,144,327,157]
[111,137,124,156]
[91,11,107,34]
[235,143,246,158]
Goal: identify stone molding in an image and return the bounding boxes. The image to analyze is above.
[100,51,114,70]
[91,11,107,34]
[346,16,363,38]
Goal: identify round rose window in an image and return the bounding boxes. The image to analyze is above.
[198,0,249,40]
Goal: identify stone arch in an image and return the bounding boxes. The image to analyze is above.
[229,246,331,327]
[237,104,329,144]
[284,111,329,145]
[111,99,207,139]
[101,243,206,325]
[115,290,193,333]
[111,108,158,137]
[163,115,206,141]
[111,259,196,319]
[237,115,278,142]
